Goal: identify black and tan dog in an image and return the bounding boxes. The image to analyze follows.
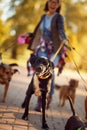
[65,96,87,130]
[21,54,54,130]
[0,63,19,102]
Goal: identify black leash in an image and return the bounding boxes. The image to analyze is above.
[67,52,87,92]
[70,44,87,61]
[2,40,17,53]
[0,40,17,62]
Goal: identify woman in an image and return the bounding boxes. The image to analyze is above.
[24,0,70,111]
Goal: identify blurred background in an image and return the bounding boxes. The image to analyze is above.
[0,0,87,71]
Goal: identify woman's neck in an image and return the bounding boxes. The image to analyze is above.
[47,12,56,17]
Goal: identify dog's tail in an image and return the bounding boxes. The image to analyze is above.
[67,96,75,116]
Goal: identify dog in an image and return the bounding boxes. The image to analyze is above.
[0,63,19,102]
[85,96,87,119]
[55,79,79,107]
[65,96,87,130]
[21,54,54,130]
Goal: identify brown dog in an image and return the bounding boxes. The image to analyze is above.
[0,63,19,102]
[56,79,79,107]
[85,96,87,119]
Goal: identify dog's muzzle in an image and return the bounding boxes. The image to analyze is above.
[36,63,53,79]
[36,65,43,73]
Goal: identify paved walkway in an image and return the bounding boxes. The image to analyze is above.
[0,67,87,130]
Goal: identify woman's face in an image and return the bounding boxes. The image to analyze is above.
[48,0,59,14]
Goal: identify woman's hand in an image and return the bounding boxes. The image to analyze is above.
[17,33,33,45]
[62,39,71,51]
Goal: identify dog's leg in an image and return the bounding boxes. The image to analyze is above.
[85,96,87,119]
[46,94,52,109]
[21,96,27,108]
[22,82,34,120]
[58,98,62,106]
[35,96,42,112]
[72,94,75,105]
[42,92,49,130]
[2,84,9,102]
[61,96,66,107]
[22,94,32,120]
[58,94,63,106]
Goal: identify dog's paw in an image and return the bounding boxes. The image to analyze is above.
[22,114,28,121]
[42,123,49,130]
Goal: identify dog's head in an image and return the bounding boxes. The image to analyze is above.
[0,63,19,84]
[29,54,54,79]
[69,79,79,88]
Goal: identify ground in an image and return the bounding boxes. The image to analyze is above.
[0,66,87,130]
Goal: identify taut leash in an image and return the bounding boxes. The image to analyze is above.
[69,43,87,61]
[50,42,64,62]
[2,40,16,53]
[0,40,17,63]
[67,53,87,92]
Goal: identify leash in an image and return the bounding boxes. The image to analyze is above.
[67,53,87,92]
[49,40,87,92]
[0,40,17,63]
[68,43,87,92]
[1,40,16,53]
[69,44,87,61]
[50,42,64,62]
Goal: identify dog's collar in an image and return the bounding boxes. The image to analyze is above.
[37,73,51,79]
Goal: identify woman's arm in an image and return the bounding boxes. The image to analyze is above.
[57,15,71,50]
[57,14,67,41]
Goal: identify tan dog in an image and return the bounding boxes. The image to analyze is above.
[0,63,19,102]
[85,96,87,119]
[56,79,79,107]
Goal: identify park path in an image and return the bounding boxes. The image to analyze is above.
[0,66,87,130]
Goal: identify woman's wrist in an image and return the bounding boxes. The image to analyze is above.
[62,39,71,51]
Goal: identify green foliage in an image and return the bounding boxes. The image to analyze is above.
[0,0,87,70]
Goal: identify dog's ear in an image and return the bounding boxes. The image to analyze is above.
[29,54,37,66]
[13,69,20,74]
[49,60,54,69]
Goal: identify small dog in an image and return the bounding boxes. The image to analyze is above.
[65,96,87,130]
[0,63,19,102]
[21,54,54,130]
[85,96,87,119]
[56,79,79,107]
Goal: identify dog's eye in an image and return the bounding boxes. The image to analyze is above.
[42,61,47,65]
[41,59,48,65]
[35,59,42,64]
